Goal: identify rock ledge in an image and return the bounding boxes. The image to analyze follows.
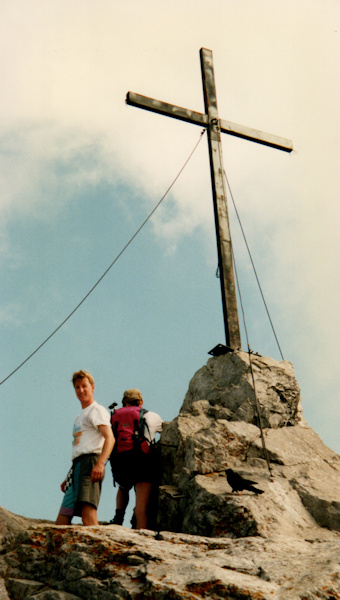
[1,508,339,600]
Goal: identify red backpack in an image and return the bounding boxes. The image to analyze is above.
[111,406,151,454]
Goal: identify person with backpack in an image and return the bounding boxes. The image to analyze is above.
[107,388,163,530]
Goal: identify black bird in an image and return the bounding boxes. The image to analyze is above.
[226,469,264,495]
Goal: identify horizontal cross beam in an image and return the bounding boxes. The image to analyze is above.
[126,91,293,153]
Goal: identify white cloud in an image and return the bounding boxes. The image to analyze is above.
[1,0,339,392]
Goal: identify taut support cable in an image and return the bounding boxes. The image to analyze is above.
[0,130,206,387]
[224,171,276,477]
[232,249,274,478]
[224,170,284,361]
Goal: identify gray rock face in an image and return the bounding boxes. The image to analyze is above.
[157,351,340,539]
[1,510,339,600]
[1,351,339,599]
[180,351,302,428]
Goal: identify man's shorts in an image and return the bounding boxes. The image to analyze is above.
[59,453,102,518]
[110,448,161,491]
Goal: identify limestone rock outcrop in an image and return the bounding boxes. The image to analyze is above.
[157,351,340,538]
[1,351,340,599]
[1,507,339,600]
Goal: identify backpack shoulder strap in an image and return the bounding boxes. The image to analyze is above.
[139,408,154,445]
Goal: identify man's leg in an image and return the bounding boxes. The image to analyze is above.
[134,481,152,530]
[56,513,72,525]
[147,485,160,531]
[112,486,130,525]
[117,486,130,511]
[81,503,99,526]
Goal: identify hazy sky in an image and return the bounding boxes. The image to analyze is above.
[1,0,339,524]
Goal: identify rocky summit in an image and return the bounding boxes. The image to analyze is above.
[157,352,340,539]
[0,508,339,600]
[1,351,339,599]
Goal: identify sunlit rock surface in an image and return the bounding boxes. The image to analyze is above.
[1,351,339,599]
[1,508,339,600]
[158,352,340,538]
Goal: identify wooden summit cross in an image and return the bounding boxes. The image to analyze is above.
[126,47,293,351]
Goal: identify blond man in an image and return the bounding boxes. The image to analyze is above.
[56,370,114,526]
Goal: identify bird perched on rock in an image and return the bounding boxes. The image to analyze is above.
[226,469,264,495]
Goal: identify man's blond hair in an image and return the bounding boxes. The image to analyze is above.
[72,370,94,387]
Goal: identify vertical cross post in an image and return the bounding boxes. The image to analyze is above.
[126,48,293,351]
[200,48,241,349]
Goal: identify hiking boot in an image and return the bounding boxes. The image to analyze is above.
[104,508,125,526]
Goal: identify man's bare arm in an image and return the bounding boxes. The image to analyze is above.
[91,424,115,482]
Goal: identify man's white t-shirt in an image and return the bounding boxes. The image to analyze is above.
[72,401,111,460]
